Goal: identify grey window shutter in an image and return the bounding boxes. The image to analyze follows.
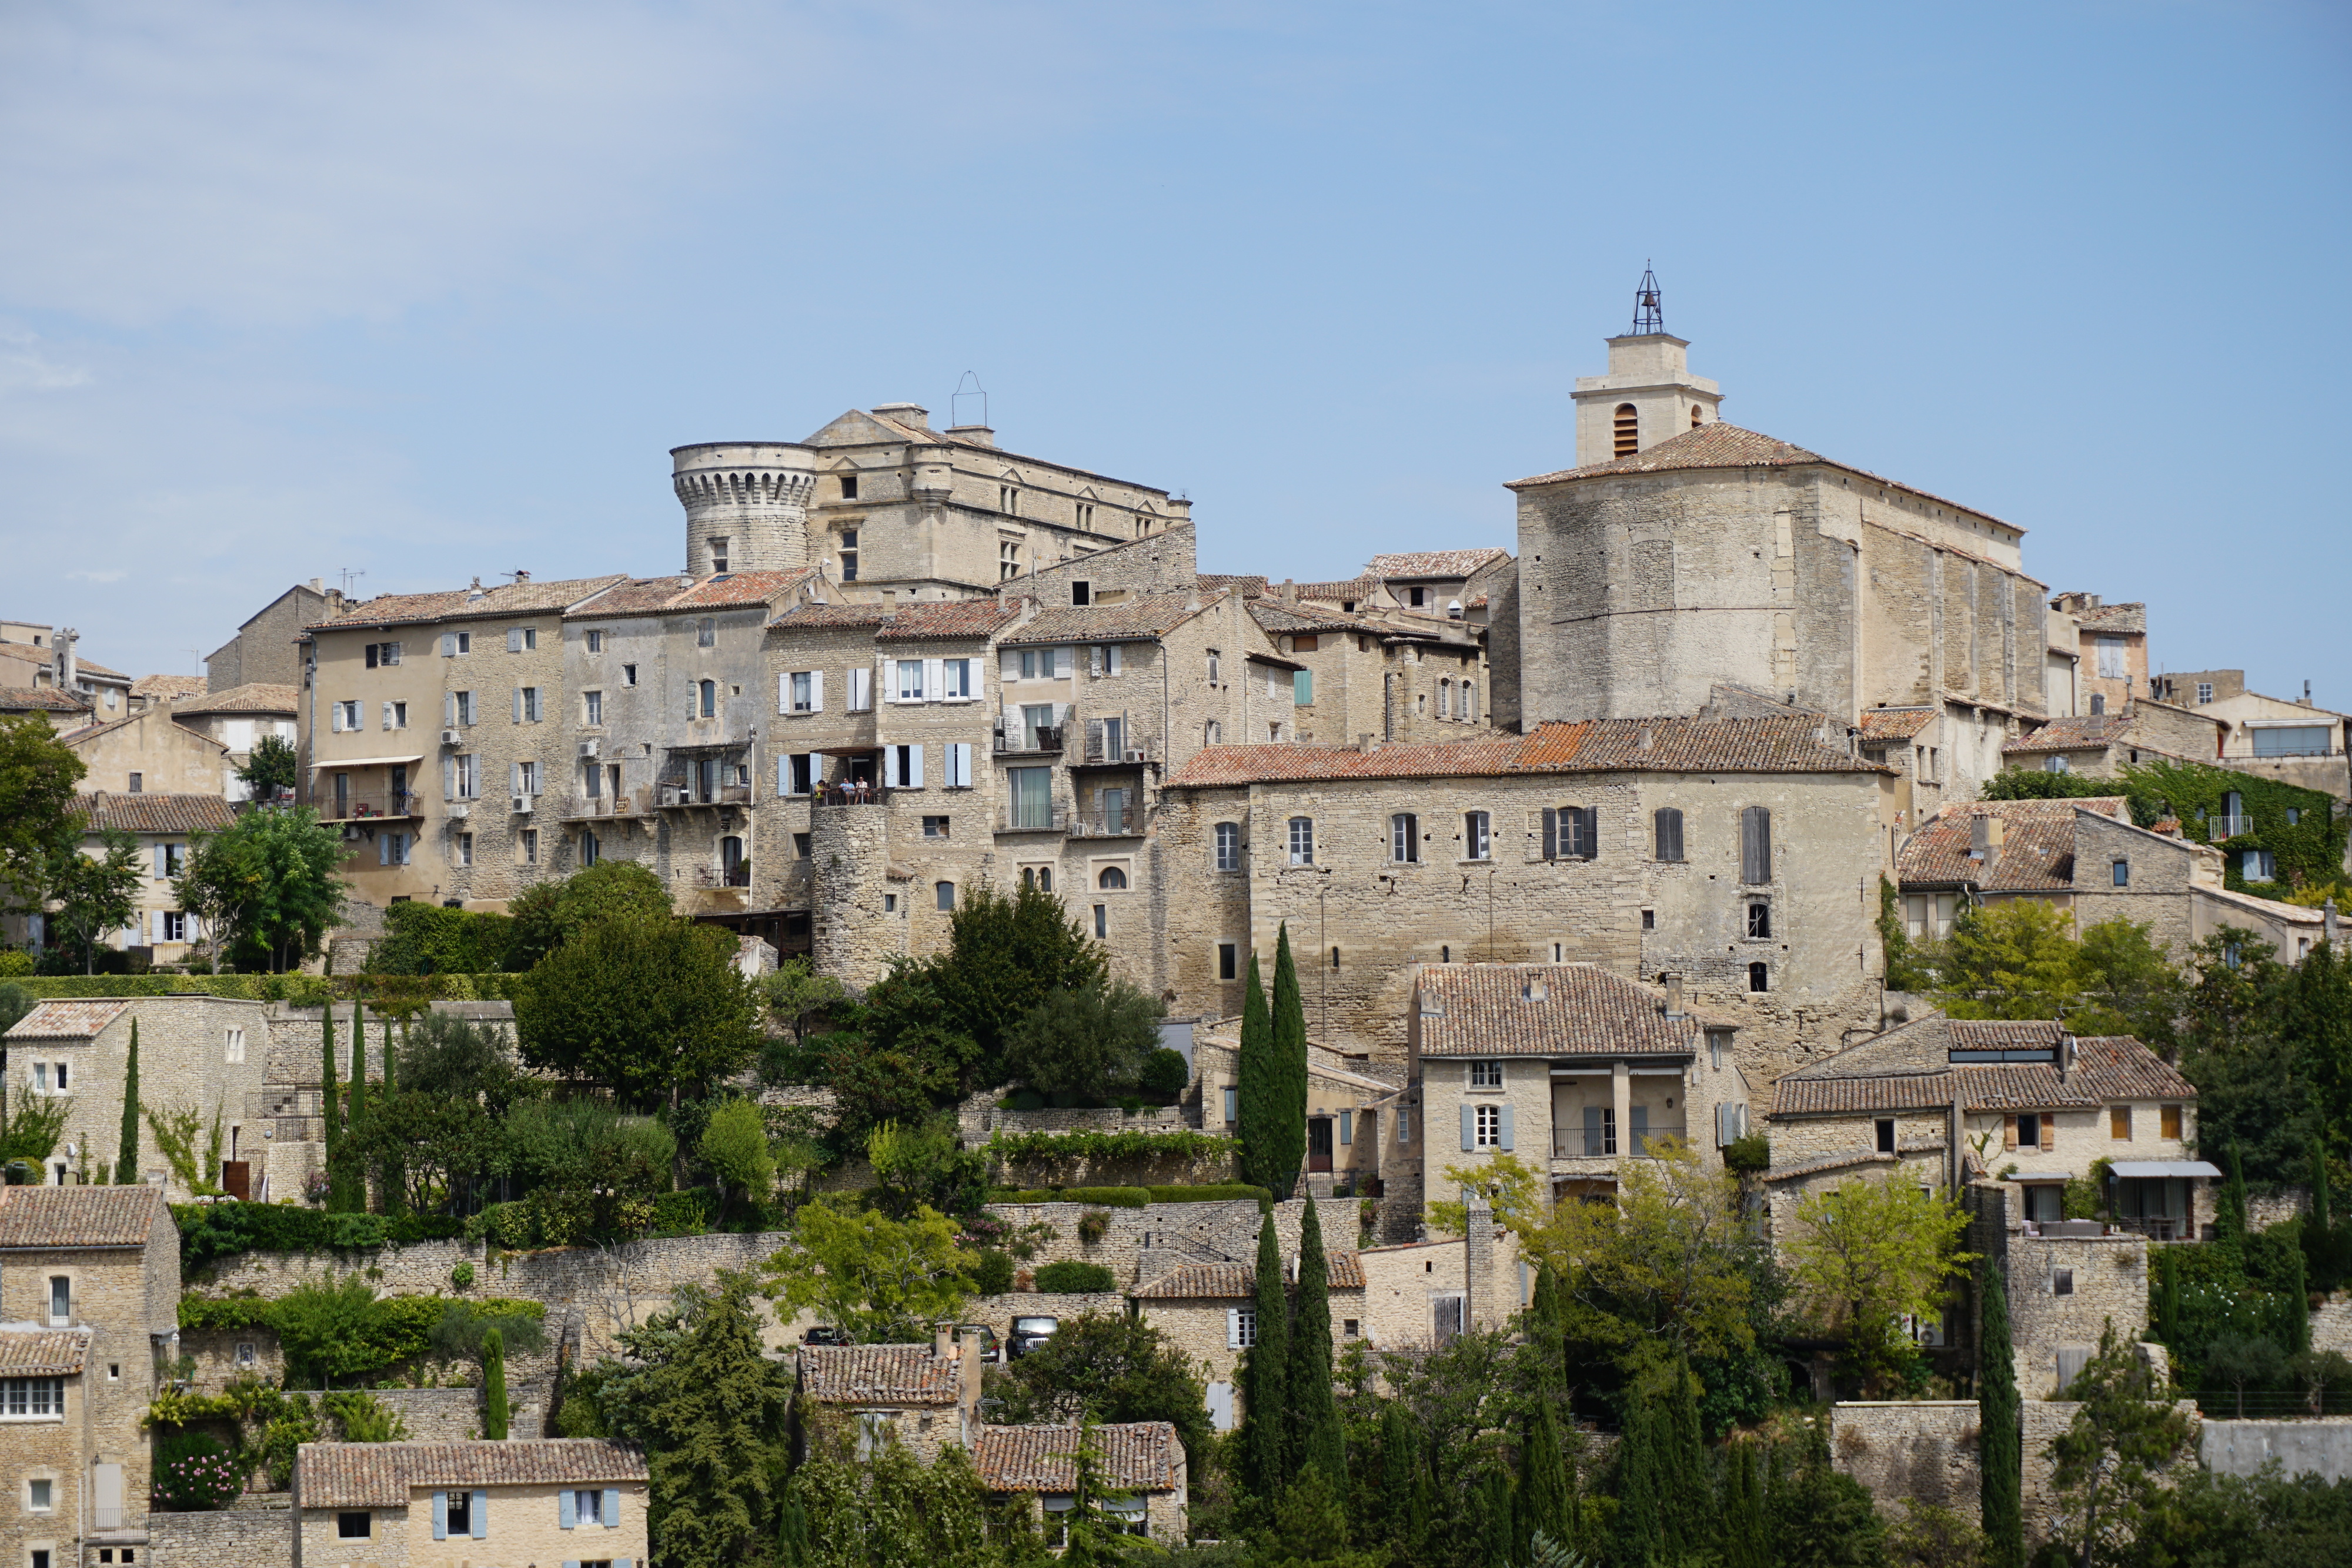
[1584,1105,1602,1154]
[472,1490,487,1539]
[560,1489,576,1530]
[1499,1105,1515,1151]
[1056,646,1073,677]
[1582,806,1600,860]
[433,1492,447,1541]
[1742,806,1772,884]
[1460,1105,1475,1151]
[1631,1105,1649,1156]
[1541,807,1557,861]
[604,1489,620,1527]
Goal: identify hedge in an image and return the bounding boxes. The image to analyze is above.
[175,1203,465,1269]
[989,1183,1272,1209]
[986,1129,1235,1173]
[178,1289,540,1339]
[1033,1261,1116,1293]
[10,973,527,1004]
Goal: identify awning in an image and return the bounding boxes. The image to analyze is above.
[2009,1172,2074,1182]
[311,755,424,770]
[2107,1161,2223,1179]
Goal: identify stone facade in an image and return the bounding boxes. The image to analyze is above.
[290,1442,650,1568]
[1829,1400,1981,1520]
[2003,1233,2151,1399]
[2201,1417,2352,1483]
[64,705,232,795]
[206,582,346,694]
[151,1494,296,1568]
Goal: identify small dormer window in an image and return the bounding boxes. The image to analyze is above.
[1520,978,1546,1002]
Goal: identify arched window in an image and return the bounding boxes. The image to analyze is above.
[935,881,956,911]
[1691,404,1705,429]
[1438,678,1452,719]
[1462,684,1478,724]
[1098,865,1128,890]
[1020,866,1035,889]
[1613,403,1639,457]
[1214,822,1241,872]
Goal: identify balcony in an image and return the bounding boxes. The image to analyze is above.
[1552,1121,1688,1159]
[695,863,753,888]
[1067,809,1145,838]
[563,794,642,821]
[998,807,1070,834]
[995,726,1064,756]
[813,784,890,807]
[2206,813,2253,840]
[656,784,750,810]
[1073,741,1154,768]
[319,791,420,823]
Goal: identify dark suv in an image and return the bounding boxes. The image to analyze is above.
[801,1325,851,1346]
[1006,1315,1060,1359]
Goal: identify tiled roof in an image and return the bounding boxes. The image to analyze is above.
[5,999,133,1039]
[1412,964,1696,1059]
[1779,1017,2070,1084]
[1772,1074,1959,1117]
[316,574,630,631]
[74,657,129,680]
[0,1328,89,1376]
[171,683,300,716]
[0,687,91,712]
[1292,577,1378,601]
[973,1422,1182,1492]
[296,1440,647,1510]
[1248,601,1365,636]
[567,577,696,618]
[2070,602,2146,634]
[874,599,1024,643]
[1001,593,1210,645]
[767,603,896,631]
[1198,574,1268,597]
[796,1343,961,1404]
[75,792,240,836]
[663,569,817,609]
[1769,1018,2189,1118]
[1510,422,1825,487]
[1858,707,1937,743]
[1367,549,1509,579]
[1896,799,2129,892]
[1163,716,1877,789]
[1130,1252,1367,1300]
[0,1183,165,1249]
[2069,1037,2199,1102]
[132,674,209,701]
[2004,713,2141,755]
[1766,1148,1905,1182]
[0,641,51,670]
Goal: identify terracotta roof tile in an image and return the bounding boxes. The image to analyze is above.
[5,999,133,1040]
[1768,1019,2188,1118]
[2004,712,2143,755]
[567,577,696,618]
[1001,593,1210,646]
[73,657,129,681]
[1367,549,1509,579]
[317,575,630,631]
[0,687,92,713]
[795,1343,961,1403]
[874,599,1024,642]
[1165,737,1523,787]
[973,1423,1182,1492]
[1859,707,1937,743]
[1772,1074,1960,1117]
[169,683,300,716]
[662,569,817,609]
[0,1328,90,1376]
[2069,602,2146,634]
[0,1183,165,1248]
[1292,577,1378,601]
[1130,1252,1367,1300]
[75,792,240,836]
[1197,574,1268,597]
[1896,799,2128,892]
[132,674,209,701]
[767,603,896,631]
[1248,602,1366,636]
[1412,964,1696,1059]
[296,1440,647,1510]
[2069,1037,2199,1102]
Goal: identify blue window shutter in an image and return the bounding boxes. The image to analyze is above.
[1541,807,1556,861]
[1631,1105,1649,1157]
[1460,1105,1475,1151]
[1499,1104,1515,1151]
[472,1490,487,1540]
[433,1492,447,1542]
[604,1489,620,1528]
[560,1489,576,1530]
[1338,1110,1352,1146]
[1584,1105,1602,1154]
[615,1561,634,1568]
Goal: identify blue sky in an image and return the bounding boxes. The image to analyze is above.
[3,1,2346,701]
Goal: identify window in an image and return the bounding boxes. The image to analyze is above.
[1740,806,1772,884]
[943,658,975,698]
[158,841,186,877]
[332,700,361,731]
[709,538,729,573]
[2196,682,2213,704]
[517,686,542,722]
[1206,649,1221,684]
[936,881,956,911]
[453,690,475,725]
[2096,636,2126,679]
[1391,813,1419,863]
[585,630,602,653]
[1295,668,1313,706]
[579,830,599,867]
[225,1027,245,1064]
[2160,1104,2182,1139]
[922,815,949,840]
[2,1377,62,1415]
[1464,811,1490,861]
[1409,586,1427,608]
[457,833,473,867]
[1708,1029,1731,1070]
[1218,942,1238,981]
[364,640,402,667]
[1397,1108,1411,1144]
[338,1512,372,1540]
[1099,865,1128,889]
[840,528,859,580]
[515,759,540,795]
[574,1488,605,1527]
[1613,402,1639,456]
[1748,961,1769,993]
[691,679,713,718]
[128,771,143,794]
[1000,539,1021,580]
[378,832,410,866]
[839,473,859,500]
[697,617,716,648]
[622,662,638,687]
[884,744,924,788]
[942,741,974,787]
[446,1490,473,1536]
[520,828,537,864]
[2110,1105,2132,1141]
[451,753,478,798]
[1463,682,1478,722]
[896,660,926,701]
[2112,859,2130,887]
[1469,1060,1504,1088]
[506,627,537,653]
[1542,805,1598,861]
[2053,1268,2075,1296]
[584,690,602,725]
[1000,484,1019,514]
[1876,1118,1897,1154]
[2254,725,2330,757]
[2046,755,2070,774]
[1287,817,1314,865]
[789,671,816,712]
[1474,1104,1502,1148]
[2243,848,2277,882]
[1204,719,1221,745]
[29,1477,52,1510]
[793,833,812,860]
[1073,580,1091,606]
[1214,821,1241,871]
[1653,807,1684,862]
[1642,908,1655,931]
[1746,902,1770,940]
[1233,1306,1258,1347]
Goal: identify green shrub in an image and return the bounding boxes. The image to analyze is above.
[969,1248,1015,1296]
[173,1202,463,1270]
[1723,1134,1772,1174]
[152,1431,243,1510]
[0,950,35,977]
[1033,1260,1115,1293]
[1145,1183,1275,1205]
[1138,1048,1190,1099]
[1077,1209,1111,1245]
[371,902,518,975]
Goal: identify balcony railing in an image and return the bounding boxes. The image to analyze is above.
[564,794,642,820]
[1068,810,1144,838]
[2109,1215,2197,1243]
[1552,1121,1688,1159]
[813,784,889,806]
[2206,813,2253,840]
[995,726,1064,755]
[319,791,420,822]
[999,807,1070,834]
[656,784,751,809]
[694,864,753,888]
[93,1505,125,1529]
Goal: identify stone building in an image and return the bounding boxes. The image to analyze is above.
[1999,698,2221,780]
[1153,714,1892,1078]
[2046,593,2147,718]
[206,581,348,693]
[1248,597,1492,748]
[0,685,92,732]
[1189,1022,1394,1190]
[1130,1252,1369,1423]
[793,1332,987,1463]
[4,996,275,1195]
[128,674,208,711]
[1768,1015,2207,1236]
[1895,796,2328,963]
[164,683,300,802]
[973,1423,1188,1547]
[2151,668,2352,805]
[64,792,239,965]
[0,1183,181,1568]
[61,706,232,797]
[290,1439,649,1568]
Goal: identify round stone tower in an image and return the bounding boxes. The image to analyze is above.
[670,442,818,577]
[809,800,903,991]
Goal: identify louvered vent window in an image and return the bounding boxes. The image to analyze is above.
[1613,403,1639,456]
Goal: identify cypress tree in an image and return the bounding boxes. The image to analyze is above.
[115,1019,142,1184]
[1243,1210,1291,1497]
[1610,1388,1661,1568]
[2216,1144,2249,1258]
[1291,1198,1344,1490]
[320,998,339,1165]
[1529,1264,1568,1396]
[1521,1397,1571,1550]
[481,1326,509,1440]
[1719,1442,1768,1568]
[1661,1356,1709,1559]
[378,1013,406,1218]
[1378,1401,1420,1557]
[1237,952,1275,1191]
[1267,924,1308,1197]
[349,999,369,1133]
[1979,1258,2023,1568]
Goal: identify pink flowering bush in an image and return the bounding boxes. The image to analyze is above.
[151,1433,244,1511]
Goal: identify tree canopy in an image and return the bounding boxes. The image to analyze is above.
[763,1197,975,1343]
[514,915,762,1108]
[0,714,85,918]
[175,805,348,971]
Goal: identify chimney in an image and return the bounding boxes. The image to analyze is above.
[1969,811,2004,874]
[955,1325,987,1444]
[2327,897,2339,949]
[1663,974,1686,1019]
[874,402,930,432]
[309,578,323,593]
[2304,680,2314,707]
[934,1322,954,1359]
[1463,1189,1495,1330]
[1636,726,1654,751]
[58,628,78,694]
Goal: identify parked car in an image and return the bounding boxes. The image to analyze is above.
[1006,1315,1060,1360]
[953,1323,1002,1363]
[801,1325,851,1346]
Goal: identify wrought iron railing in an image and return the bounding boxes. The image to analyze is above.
[319,791,419,822]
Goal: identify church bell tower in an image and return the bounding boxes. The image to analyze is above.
[1571,268,1724,466]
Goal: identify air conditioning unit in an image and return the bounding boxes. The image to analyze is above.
[578,739,600,758]
[1123,748,1147,763]
[512,795,533,814]
[440,729,462,746]
[445,802,470,820]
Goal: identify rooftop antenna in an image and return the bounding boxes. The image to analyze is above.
[1631,263,1664,335]
[336,567,366,596]
[952,371,988,429]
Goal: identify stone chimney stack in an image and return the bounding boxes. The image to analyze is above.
[1464,1189,1496,1329]
[1969,811,2005,875]
[57,628,78,694]
[1663,974,1686,1019]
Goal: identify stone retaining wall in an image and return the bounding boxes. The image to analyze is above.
[2201,1416,2352,1482]
[1829,1400,1982,1522]
[151,1493,293,1568]
[2312,1289,2352,1357]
